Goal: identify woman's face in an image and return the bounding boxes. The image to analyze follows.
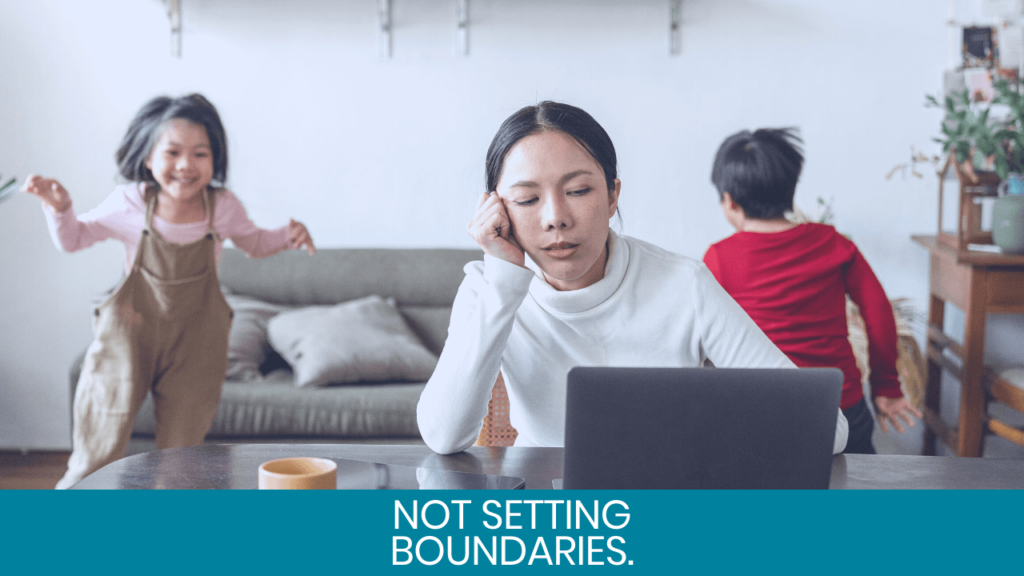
[145,119,214,204]
[495,130,620,291]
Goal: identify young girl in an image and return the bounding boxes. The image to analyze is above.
[23,94,316,489]
[416,101,848,455]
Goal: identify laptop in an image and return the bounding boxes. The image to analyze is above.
[562,367,843,489]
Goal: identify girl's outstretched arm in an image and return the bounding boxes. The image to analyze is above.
[26,176,133,253]
[286,219,315,255]
[23,175,71,213]
[217,189,299,258]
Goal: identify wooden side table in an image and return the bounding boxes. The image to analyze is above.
[912,236,1024,457]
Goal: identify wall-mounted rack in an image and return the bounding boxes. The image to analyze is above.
[167,0,181,57]
[163,0,684,60]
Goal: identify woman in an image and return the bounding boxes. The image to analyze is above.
[416,101,848,455]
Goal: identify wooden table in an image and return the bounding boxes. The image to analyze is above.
[912,235,1024,457]
[70,444,1024,489]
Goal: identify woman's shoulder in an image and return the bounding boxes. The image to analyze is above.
[619,234,703,272]
[618,234,708,285]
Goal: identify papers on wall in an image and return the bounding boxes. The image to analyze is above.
[964,68,995,101]
[944,69,967,98]
[999,26,1024,70]
[982,0,1024,18]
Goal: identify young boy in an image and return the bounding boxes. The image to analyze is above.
[703,128,921,454]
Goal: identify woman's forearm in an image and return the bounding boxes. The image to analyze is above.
[417,256,533,454]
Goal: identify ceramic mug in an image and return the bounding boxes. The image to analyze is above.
[258,457,337,489]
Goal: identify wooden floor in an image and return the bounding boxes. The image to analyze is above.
[0,451,70,490]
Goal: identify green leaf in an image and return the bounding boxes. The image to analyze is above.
[0,177,18,204]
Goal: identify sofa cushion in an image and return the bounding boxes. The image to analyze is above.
[224,293,291,381]
[267,295,439,388]
[399,305,455,357]
[131,371,424,438]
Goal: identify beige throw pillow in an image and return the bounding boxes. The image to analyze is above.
[266,295,439,388]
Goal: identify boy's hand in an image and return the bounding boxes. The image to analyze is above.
[288,219,316,255]
[874,396,923,434]
[468,191,525,267]
[22,174,72,213]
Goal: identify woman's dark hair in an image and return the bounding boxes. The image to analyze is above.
[485,101,618,195]
[710,127,803,220]
[116,93,228,188]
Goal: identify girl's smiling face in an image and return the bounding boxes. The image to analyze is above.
[145,119,214,204]
[496,130,620,291]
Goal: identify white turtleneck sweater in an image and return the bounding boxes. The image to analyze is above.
[416,232,848,455]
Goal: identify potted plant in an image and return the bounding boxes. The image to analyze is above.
[910,79,1024,253]
[927,88,1007,180]
[990,77,1024,253]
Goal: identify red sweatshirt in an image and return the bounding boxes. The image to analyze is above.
[703,223,901,410]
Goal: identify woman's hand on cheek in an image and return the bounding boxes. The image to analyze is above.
[468,192,525,268]
[288,218,316,255]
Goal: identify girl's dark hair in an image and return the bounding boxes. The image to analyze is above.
[485,101,618,195]
[710,127,804,220]
[116,93,228,188]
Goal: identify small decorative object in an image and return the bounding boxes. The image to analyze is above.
[993,177,1024,253]
[258,457,337,489]
[0,174,17,205]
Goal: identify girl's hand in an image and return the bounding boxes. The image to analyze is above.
[22,174,72,213]
[468,192,525,267]
[288,219,316,255]
[874,396,923,434]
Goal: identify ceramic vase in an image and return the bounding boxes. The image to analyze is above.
[993,194,1024,254]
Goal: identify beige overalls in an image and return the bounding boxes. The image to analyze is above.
[57,188,233,489]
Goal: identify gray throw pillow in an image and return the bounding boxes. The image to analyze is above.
[224,293,291,381]
[266,295,439,388]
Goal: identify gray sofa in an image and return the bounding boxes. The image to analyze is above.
[70,247,483,453]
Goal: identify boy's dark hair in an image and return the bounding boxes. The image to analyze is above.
[710,127,803,219]
[486,101,618,195]
[116,94,228,188]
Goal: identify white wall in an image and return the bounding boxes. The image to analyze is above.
[1,0,1020,450]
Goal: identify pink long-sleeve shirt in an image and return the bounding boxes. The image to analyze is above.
[43,183,290,271]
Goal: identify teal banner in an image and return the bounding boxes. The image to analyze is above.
[2,490,1020,573]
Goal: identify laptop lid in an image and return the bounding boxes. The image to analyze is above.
[562,367,843,489]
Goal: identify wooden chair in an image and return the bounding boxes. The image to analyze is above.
[982,367,1024,449]
[475,373,518,447]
